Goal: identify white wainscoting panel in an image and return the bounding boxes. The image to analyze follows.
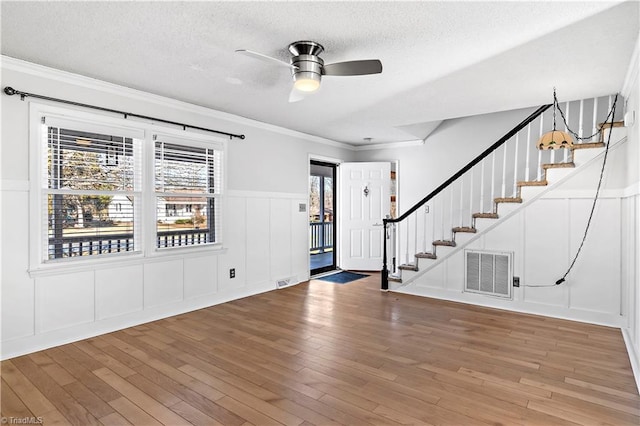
[96,264,144,320]
[143,259,184,309]
[445,249,465,292]
[219,196,247,292]
[184,255,219,299]
[36,271,95,333]
[270,198,293,280]
[568,199,621,314]
[291,198,310,280]
[1,189,35,340]
[246,197,271,287]
[524,199,570,291]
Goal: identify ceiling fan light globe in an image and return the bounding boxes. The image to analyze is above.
[293,72,321,92]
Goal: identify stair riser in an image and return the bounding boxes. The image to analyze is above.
[453,232,476,246]
[473,217,500,230]
[519,186,547,199]
[573,147,603,165]
[544,168,575,182]
[495,203,520,216]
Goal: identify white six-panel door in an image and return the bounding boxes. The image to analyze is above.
[339,162,391,271]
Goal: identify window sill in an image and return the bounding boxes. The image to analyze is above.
[28,245,228,278]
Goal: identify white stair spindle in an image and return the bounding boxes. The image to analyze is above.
[449,186,454,239]
[501,143,507,198]
[423,205,428,253]
[578,99,585,143]
[459,177,464,227]
[537,113,544,180]
[480,159,485,212]
[513,132,520,197]
[525,124,531,181]
[431,198,436,251]
[405,217,410,265]
[592,97,599,142]
[440,194,445,241]
[469,168,475,216]
[411,210,419,262]
[491,151,496,211]
[563,101,570,162]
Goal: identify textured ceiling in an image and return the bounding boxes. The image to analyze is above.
[1,1,638,145]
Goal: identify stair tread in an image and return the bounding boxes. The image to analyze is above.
[472,212,499,219]
[572,142,605,150]
[398,264,418,271]
[517,180,548,187]
[598,121,624,128]
[388,275,402,283]
[433,240,456,247]
[416,252,437,259]
[452,226,477,233]
[494,197,522,203]
[542,162,575,169]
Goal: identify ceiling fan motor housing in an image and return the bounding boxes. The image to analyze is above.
[289,41,324,90]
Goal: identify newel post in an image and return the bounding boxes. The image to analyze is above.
[381,218,389,291]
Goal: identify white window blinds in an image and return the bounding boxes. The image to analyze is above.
[44,120,142,260]
[154,139,223,248]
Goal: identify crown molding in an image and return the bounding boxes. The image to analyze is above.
[621,31,639,99]
[1,55,354,150]
[354,138,425,151]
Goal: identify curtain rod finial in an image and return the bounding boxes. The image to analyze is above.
[4,87,16,96]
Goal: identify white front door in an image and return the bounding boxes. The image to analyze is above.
[339,162,391,271]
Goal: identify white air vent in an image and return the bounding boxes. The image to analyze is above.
[276,278,292,289]
[464,250,513,299]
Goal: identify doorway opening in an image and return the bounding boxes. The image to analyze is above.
[309,160,337,275]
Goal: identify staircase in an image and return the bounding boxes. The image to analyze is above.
[382,94,625,290]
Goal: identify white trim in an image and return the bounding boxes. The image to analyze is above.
[227,190,307,200]
[622,328,640,393]
[1,55,353,150]
[355,139,425,151]
[0,180,29,191]
[393,284,626,328]
[624,181,640,198]
[0,279,271,361]
[540,188,627,199]
[28,247,229,278]
[621,31,640,100]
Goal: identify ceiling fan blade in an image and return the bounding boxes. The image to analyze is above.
[322,59,382,76]
[235,49,296,69]
[288,87,307,103]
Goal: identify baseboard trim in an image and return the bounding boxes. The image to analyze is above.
[622,328,640,394]
[393,285,626,328]
[0,281,274,360]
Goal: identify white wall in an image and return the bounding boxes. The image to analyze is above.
[620,34,640,388]
[0,58,355,359]
[356,107,538,211]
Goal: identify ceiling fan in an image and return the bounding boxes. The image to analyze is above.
[236,40,383,102]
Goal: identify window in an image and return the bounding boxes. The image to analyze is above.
[155,139,222,249]
[44,123,141,260]
[33,108,225,266]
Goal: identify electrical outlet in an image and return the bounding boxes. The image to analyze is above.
[513,276,520,287]
[425,205,429,213]
[230,268,236,279]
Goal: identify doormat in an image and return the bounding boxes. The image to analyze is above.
[316,271,368,284]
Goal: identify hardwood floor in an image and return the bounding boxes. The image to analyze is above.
[2,273,639,425]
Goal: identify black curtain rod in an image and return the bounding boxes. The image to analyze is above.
[3,86,245,140]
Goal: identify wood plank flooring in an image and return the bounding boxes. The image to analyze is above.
[2,273,639,425]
